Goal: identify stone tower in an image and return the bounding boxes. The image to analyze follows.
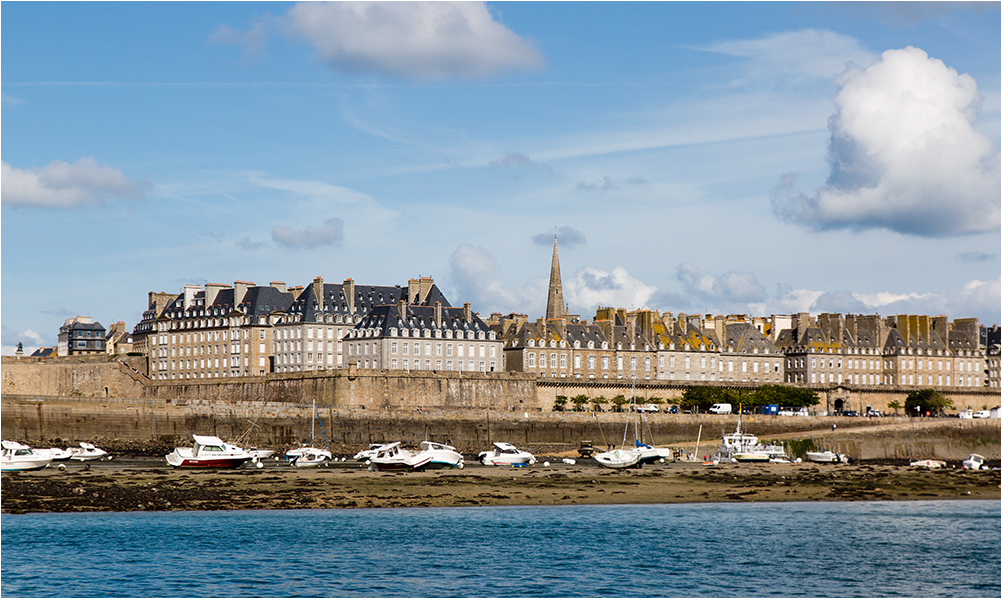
[545,235,565,319]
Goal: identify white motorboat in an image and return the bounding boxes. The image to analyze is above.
[165,435,252,468]
[353,443,385,462]
[2,440,52,472]
[478,442,536,466]
[243,447,275,461]
[962,454,985,470]
[417,441,464,469]
[594,447,643,469]
[369,442,433,471]
[46,447,74,461]
[285,446,332,467]
[714,416,789,463]
[68,442,108,461]
[806,450,849,464]
[909,459,947,469]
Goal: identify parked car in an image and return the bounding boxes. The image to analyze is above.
[842,410,860,417]
[866,410,883,417]
[973,410,991,418]
[709,403,732,415]
[665,404,679,414]
[634,403,660,413]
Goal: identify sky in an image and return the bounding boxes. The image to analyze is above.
[2,1,1000,355]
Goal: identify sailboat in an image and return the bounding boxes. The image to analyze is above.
[285,400,332,467]
[594,378,644,469]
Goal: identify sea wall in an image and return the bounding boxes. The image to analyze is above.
[3,394,998,460]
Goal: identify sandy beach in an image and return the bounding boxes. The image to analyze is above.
[2,458,999,514]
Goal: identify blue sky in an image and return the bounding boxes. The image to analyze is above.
[2,1,1000,354]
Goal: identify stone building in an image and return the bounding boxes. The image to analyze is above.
[347,300,502,373]
[57,316,106,356]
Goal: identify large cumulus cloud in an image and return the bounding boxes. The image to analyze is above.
[772,46,1000,237]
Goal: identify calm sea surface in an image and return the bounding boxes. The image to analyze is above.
[2,500,999,597]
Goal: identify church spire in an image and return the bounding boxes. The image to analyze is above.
[546,235,565,320]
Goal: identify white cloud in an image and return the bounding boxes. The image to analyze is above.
[772,46,1001,237]
[448,243,544,313]
[1,325,47,356]
[285,1,544,81]
[700,28,876,81]
[1,158,147,208]
[272,217,344,249]
[676,263,768,307]
[565,266,658,314]
[532,226,586,248]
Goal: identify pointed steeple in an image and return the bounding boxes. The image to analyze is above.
[546,235,565,320]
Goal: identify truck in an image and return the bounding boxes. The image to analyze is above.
[709,403,732,415]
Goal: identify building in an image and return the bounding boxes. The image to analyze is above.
[104,321,134,355]
[57,316,106,356]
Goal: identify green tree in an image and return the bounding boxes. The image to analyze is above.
[610,394,628,412]
[571,394,590,412]
[592,395,607,412]
[553,395,567,412]
[905,389,954,416]
[679,386,726,412]
[887,400,902,416]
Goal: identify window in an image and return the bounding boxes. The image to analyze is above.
[588,356,595,370]
[528,353,536,367]
[602,357,609,370]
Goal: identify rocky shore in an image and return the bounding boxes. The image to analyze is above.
[3,458,998,514]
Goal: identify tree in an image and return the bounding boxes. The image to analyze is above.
[571,394,590,412]
[679,386,726,412]
[887,400,902,416]
[749,384,820,409]
[553,395,567,412]
[610,394,628,412]
[905,389,953,416]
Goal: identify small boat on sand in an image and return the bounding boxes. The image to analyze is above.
[478,442,536,466]
[285,446,332,467]
[418,441,464,469]
[715,416,789,463]
[165,435,251,468]
[806,450,849,464]
[909,459,947,469]
[68,442,109,461]
[46,447,74,461]
[962,454,985,470]
[353,443,385,462]
[369,442,432,471]
[1,440,51,472]
[594,447,643,469]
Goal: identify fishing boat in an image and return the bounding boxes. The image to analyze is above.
[285,446,332,467]
[46,447,74,461]
[478,442,536,466]
[369,442,433,471]
[417,441,464,469]
[165,435,251,468]
[806,450,849,464]
[68,442,109,461]
[1,440,52,472]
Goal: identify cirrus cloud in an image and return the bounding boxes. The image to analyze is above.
[285,1,544,81]
[772,46,1001,237]
[1,158,148,208]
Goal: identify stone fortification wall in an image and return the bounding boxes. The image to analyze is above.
[1,355,147,398]
[3,395,998,460]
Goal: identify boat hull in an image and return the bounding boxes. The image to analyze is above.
[165,455,249,468]
[1,458,51,472]
[371,456,432,471]
[594,449,642,469]
[733,452,770,463]
[806,451,845,464]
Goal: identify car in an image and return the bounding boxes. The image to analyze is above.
[635,403,660,413]
[665,404,679,414]
[842,410,860,417]
[866,410,883,417]
[973,410,991,418]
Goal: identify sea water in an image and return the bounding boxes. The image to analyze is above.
[2,500,999,597]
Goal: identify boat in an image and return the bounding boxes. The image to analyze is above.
[478,442,536,466]
[68,442,109,461]
[806,450,849,464]
[353,443,385,462]
[1,440,52,472]
[46,447,74,461]
[635,442,672,465]
[165,435,252,468]
[962,454,985,470]
[909,459,947,469]
[594,446,643,469]
[369,442,433,471]
[714,411,789,464]
[243,447,275,461]
[417,441,464,469]
[285,446,332,467]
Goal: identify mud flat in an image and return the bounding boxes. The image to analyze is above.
[2,460,999,514]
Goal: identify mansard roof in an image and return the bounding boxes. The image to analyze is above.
[353,303,491,338]
[289,281,452,322]
[721,323,780,354]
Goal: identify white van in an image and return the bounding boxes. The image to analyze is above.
[709,403,732,415]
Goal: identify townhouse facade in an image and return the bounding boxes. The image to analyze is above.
[57,316,106,356]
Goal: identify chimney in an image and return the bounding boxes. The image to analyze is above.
[434,301,443,327]
[233,281,253,306]
[420,277,434,304]
[343,279,355,313]
[182,284,201,309]
[312,277,324,308]
[463,302,472,324]
[204,283,228,307]
[270,281,286,293]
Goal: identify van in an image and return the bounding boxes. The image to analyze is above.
[709,403,732,415]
